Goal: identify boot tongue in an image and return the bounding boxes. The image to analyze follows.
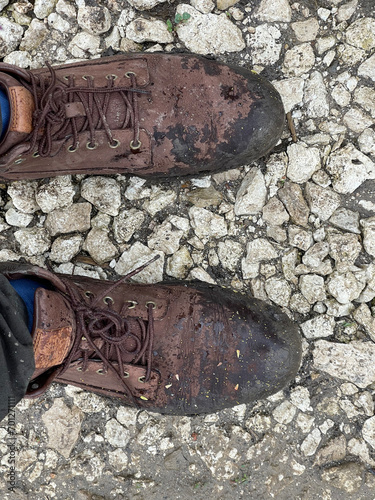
[32,288,75,373]
[0,73,35,155]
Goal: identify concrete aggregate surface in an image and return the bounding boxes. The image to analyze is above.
[1,0,375,498]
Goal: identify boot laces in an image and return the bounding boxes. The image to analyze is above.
[22,62,150,157]
[58,256,159,401]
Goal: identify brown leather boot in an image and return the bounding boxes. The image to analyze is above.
[0,53,284,180]
[0,259,301,415]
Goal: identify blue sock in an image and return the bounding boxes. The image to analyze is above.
[9,279,47,332]
[0,88,10,140]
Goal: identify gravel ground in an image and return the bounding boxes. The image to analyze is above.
[1,0,375,498]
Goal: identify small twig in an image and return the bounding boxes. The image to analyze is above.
[286,112,297,142]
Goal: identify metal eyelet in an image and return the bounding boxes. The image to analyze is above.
[130,140,141,150]
[138,376,146,383]
[127,300,138,309]
[84,290,94,298]
[86,140,98,150]
[145,301,156,309]
[14,158,24,164]
[106,74,118,80]
[68,144,78,153]
[109,139,120,149]
[32,151,39,158]
[81,336,87,341]
[63,75,69,81]
[124,371,130,378]
[103,296,114,305]
[76,366,82,372]
[82,75,92,80]
[125,71,136,78]
[96,368,104,374]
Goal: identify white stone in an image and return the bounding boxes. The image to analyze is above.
[272,401,296,424]
[302,242,330,269]
[113,209,145,243]
[189,206,227,241]
[329,208,360,234]
[34,0,56,18]
[363,220,375,258]
[327,271,365,304]
[127,0,167,10]
[50,235,83,263]
[327,232,362,269]
[292,18,319,42]
[68,32,101,58]
[108,449,129,471]
[326,144,375,194]
[45,203,92,236]
[343,108,373,134]
[305,182,341,221]
[353,304,375,343]
[84,229,117,264]
[42,399,83,458]
[290,386,312,412]
[262,197,289,225]
[337,0,358,22]
[287,144,321,183]
[288,226,313,251]
[115,242,164,283]
[8,181,39,213]
[5,208,33,227]
[265,277,291,306]
[358,54,375,81]
[0,0,8,12]
[332,84,351,107]
[175,4,245,55]
[247,24,282,66]
[299,274,326,304]
[105,419,131,448]
[148,221,183,255]
[255,0,291,22]
[234,168,267,215]
[314,340,375,388]
[325,299,355,317]
[217,239,243,271]
[56,0,76,18]
[77,5,111,35]
[301,428,322,456]
[81,177,121,216]
[358,129,375,156]
[166,247,193,279]
[346,17,375,51]
[0,17,24,58]
[14,228,51,256]
[363,418,375,449]
[354,86,375,118]
[3,50,32,68]
[278,182,309,227]
[301,315,335,339]
[143,187,177,216]
[283,43,315,77]
[48,12,71,32]
[188,267,216,284]
[304,71,329,118]
[126,18,174,44]
[36,176,75,213]
[272,78,304,113]
[192,0,214,13]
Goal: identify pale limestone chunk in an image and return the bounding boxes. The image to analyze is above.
[314,340,375,388]
[287,144,321,183]
[301,315,335,339]
[175,4,245,55]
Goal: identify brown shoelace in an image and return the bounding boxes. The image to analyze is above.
[58,256,159,401]
[22,62,150,157]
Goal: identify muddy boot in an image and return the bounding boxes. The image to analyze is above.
[0,258,301,415]
[0,53,284,180]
